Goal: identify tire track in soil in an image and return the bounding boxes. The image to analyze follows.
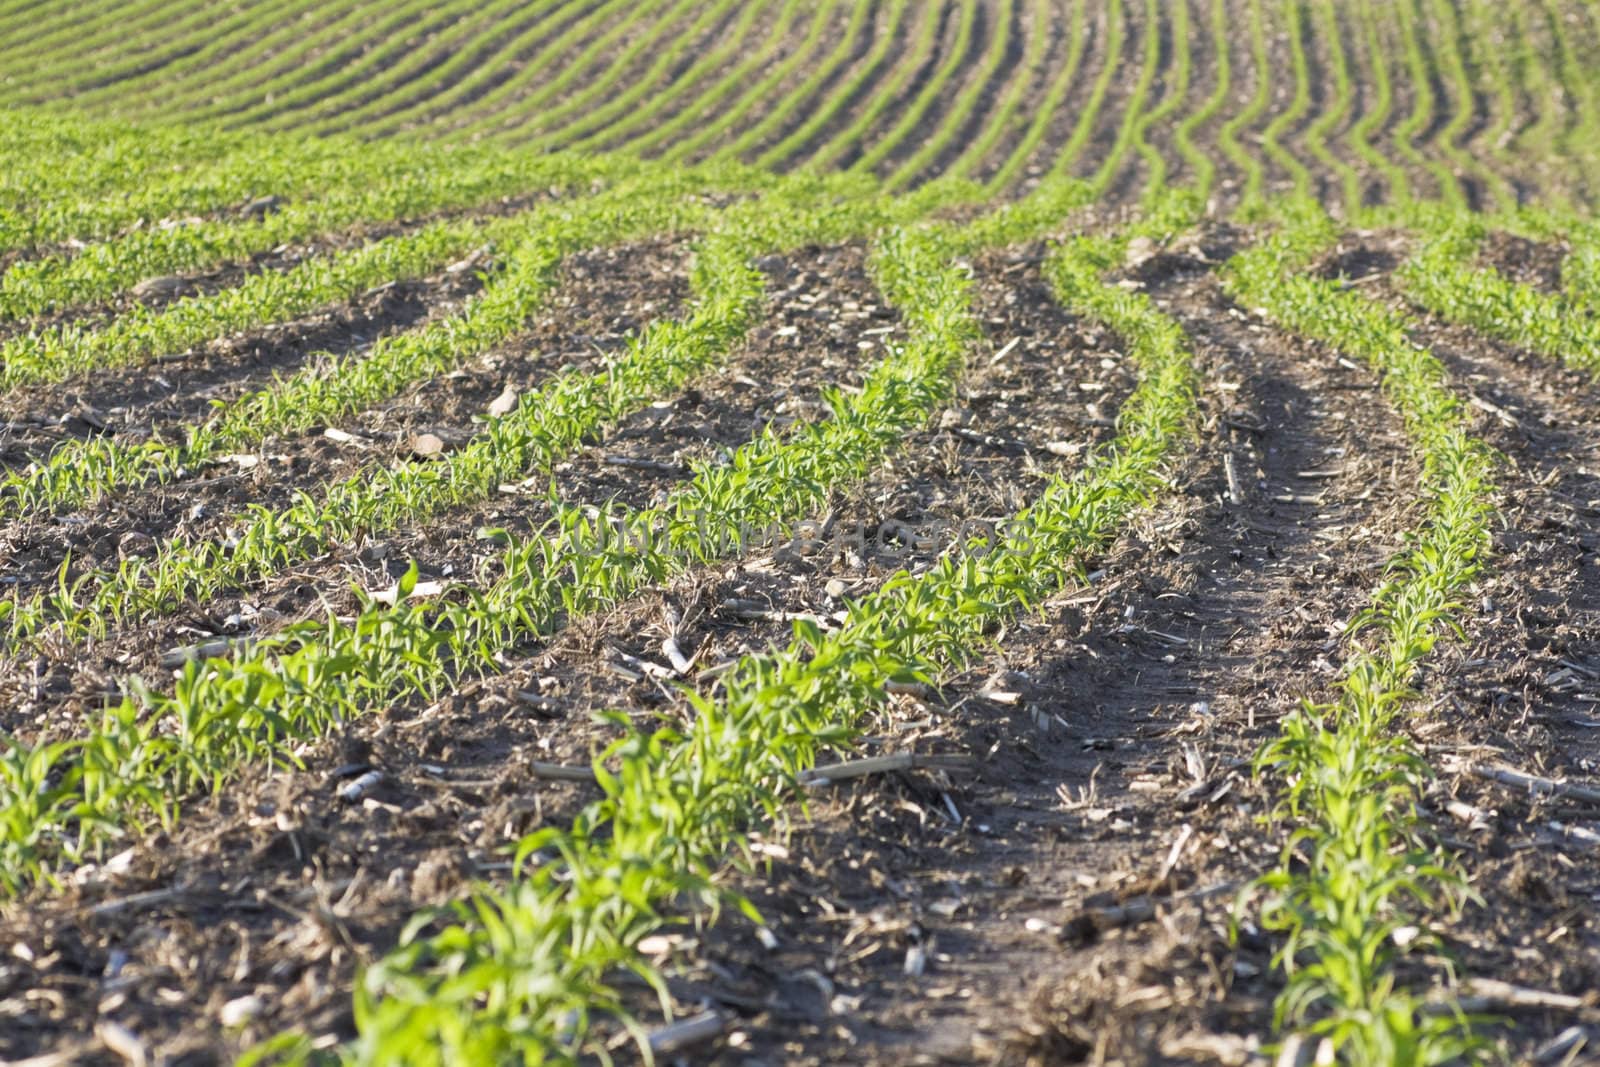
[0,248,1126,1063]
[665,243,1428,1065]
[1364,257,1600,1060]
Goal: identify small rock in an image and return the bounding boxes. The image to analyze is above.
[118,531,156,558]
[410,432,448,458]
[131,275,187,300]
[219,994,264,1028]
[487,383,519,417]
[238,194,281,220]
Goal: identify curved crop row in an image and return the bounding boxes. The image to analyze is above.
[556,0,783,155]
[1426,0,1516,211]
[291,0,557,139]
[207,0,495,133]
[9,0,316,109]
[1126,0,1193,199]
[1082,0,1162,197]
[611,0,812,158]
[0,0,260,103]
[1394,211,1600,375]
[7,197,766,641]
[0,141,635,319]
[1261,0,1314,201]
[1,215,494,390]
[1041,0,1127,184]
[941,0,1050,184]
[985,0,1089,190]
[465,0,722,147]
[0,167,780,534]
[99,0,413,123]
[1217,0,1272,210]
[331,0,601,139]
[1345,0,1413,205]
[1169,0,1229,200]
[794,0,937,172]
[866,0,988,185]
[0,174,980,895]
[516,0,752,153]
[443,0,667,143]
[330,194,1201,1065]
[1225,204,1495,1061]
[724,0,884,169]
[1306,0,1366,214]
[1392,0,1469,208]
[631,0,827,161]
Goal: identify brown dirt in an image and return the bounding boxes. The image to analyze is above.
[0,244,1132,1064]
[1388,257,1600,1061]
[634,236,1435,1065]
[0,257,484,469]
[0,238,693,743]
[1476,229,1571,293]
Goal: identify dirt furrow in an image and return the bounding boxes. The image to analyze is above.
[1377,264,1600,1061]
[0,249,1124,1063]
[0,239,690,741]
[0,262,483,469]
[673,242,1427,1064]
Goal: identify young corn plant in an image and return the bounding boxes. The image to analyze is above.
[1392,209,1600,377]
[0,173,979,645]
[0,176,992,892]
[1224,203,1498,1065]
[329,205,1200,1064]
[0,169,753,528]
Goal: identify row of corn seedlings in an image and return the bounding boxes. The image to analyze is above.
[1391,208,1600,376]
[0,176,985,892]
[0,176,927,641]
[0,138,638,319]
[1223,203,1498,1063]
[0,170,768,528]
[1,215,495,388]
[0,175,985,645]
[318,201,1201,1065]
